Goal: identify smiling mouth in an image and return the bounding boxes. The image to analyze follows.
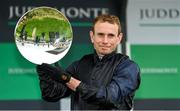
[100,46,110,48]
[101,47,110,50]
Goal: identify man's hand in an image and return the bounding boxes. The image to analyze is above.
[36,63,71,83]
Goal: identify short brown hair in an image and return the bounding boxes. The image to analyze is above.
[92,15,121,35]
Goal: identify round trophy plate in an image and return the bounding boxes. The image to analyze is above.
[14,6,73,64]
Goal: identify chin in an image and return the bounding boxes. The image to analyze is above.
[100,51,112,55]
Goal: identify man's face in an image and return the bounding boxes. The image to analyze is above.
[90,21,122,56]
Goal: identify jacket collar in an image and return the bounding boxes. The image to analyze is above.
[93,50,116,63]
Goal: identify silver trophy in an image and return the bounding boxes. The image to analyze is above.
[14,6,73,64]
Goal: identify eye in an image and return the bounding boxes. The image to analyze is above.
[97,33,105,38]
[107,33,115,38]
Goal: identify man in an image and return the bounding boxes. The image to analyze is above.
[36,14,141,110]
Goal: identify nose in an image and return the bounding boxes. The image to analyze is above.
[102,36,108,44]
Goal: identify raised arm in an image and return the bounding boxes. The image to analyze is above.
[36,64,71,102]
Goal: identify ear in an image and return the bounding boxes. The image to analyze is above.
[89,30,94,43]
[117,33,123,44]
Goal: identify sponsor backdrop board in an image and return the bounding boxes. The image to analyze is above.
[0,0,127,109]
[127,0,180,109]
[1,0,180,109]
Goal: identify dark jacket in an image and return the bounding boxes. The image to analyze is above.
[39,52,141,110]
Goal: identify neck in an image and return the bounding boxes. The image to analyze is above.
[98,55,104,60]
[96,53,104,59]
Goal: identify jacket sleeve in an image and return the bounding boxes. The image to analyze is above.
[76,59,141,106]
[39,71,71,102]
[38,61,80,102]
